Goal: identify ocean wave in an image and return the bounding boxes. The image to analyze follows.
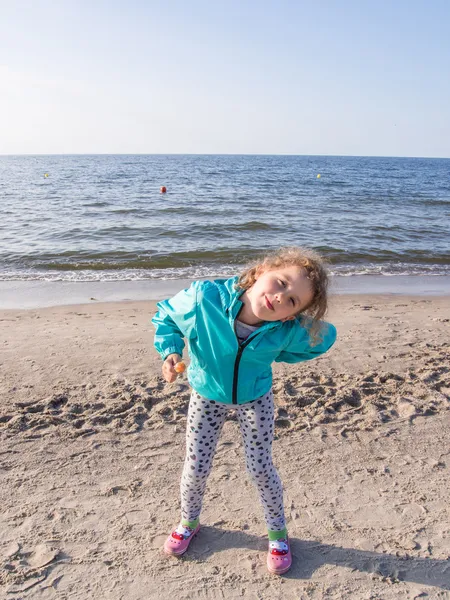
[1,262,450,282]
[2,246,450,271]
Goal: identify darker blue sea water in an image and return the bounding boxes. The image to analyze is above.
[0,154,449,281]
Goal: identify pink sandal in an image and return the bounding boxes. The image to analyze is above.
[267,537,292,575]
[163,523,200,556]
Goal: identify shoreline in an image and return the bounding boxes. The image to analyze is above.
[1,274,450,309]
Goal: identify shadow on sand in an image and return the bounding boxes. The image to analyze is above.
[181,526,450,590]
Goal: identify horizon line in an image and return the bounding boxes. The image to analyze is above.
[1,152,449,160]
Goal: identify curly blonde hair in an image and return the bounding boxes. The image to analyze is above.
[236,247,330,344]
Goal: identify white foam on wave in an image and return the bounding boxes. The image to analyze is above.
[1,262,450,282]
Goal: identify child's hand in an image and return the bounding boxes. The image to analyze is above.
[162,353,183,383]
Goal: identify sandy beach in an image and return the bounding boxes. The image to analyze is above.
[1,292,449,599]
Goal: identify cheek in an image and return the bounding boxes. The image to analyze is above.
[254,279,269,295]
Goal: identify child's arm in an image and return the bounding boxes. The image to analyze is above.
[275,321,337,363]
[152,281,199,361]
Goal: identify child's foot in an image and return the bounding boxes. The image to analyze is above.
[267,537,292,575]
[163,523,200,556]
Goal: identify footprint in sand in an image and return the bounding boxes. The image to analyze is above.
[27,542,61,568]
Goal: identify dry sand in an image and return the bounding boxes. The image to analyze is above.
[1,293,449,599]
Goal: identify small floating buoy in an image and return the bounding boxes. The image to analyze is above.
[160,186,167,193]
[317,174,321,179]
[44,173,49,178]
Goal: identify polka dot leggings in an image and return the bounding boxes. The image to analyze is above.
[180,389,286,531]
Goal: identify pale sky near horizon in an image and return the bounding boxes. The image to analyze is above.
[1,0,449,157]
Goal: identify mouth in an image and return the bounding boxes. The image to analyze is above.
[265,296,274,311]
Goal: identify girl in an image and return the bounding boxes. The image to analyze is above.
[152,247,336,575]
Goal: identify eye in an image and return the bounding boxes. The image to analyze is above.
[290,297,295,306]
[278,279,286,287]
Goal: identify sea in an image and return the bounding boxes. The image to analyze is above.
[1,154,449,284]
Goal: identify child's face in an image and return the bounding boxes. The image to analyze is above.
[245,265,314,323]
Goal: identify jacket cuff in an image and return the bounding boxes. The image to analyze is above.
[161,346,182,360]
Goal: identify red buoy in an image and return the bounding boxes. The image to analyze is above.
[160,186,167,193]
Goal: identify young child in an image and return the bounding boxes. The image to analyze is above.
[152,247,336,575]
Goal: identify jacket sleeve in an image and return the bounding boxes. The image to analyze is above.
[274,321,337,364]
[152,281,199,360]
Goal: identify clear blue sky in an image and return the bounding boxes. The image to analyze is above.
[1,0,449,156]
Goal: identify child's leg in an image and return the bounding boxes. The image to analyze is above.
[180,391,228,524]
[236,390,286,535]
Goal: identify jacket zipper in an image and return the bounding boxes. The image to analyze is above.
[232,339,248,404]
[230,302,277,404]
[231,327,267,404]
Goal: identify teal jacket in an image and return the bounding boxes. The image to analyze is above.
[152,277,336,405]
